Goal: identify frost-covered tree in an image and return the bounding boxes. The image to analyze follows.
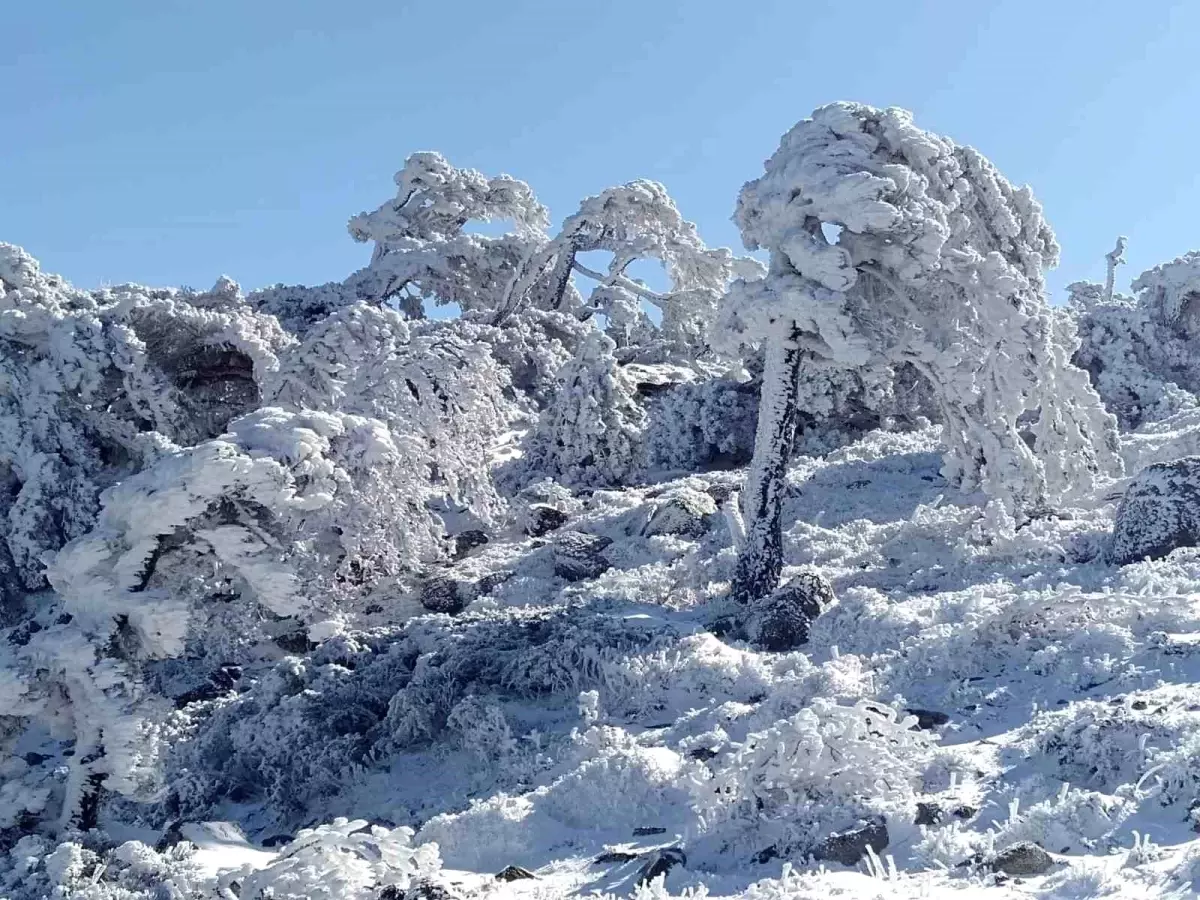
[3,407,426,831]
[521,331,646,487]
[1071,245,1200,429]
[720,102,1121,603]
[0,244,288,597]
[264,303,516,527]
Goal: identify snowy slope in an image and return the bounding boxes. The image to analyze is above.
[8,425,1200,899]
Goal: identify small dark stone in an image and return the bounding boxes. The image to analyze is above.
[753,845,780,864]
[706,483,736,504]
[1108,457,1200,565]
[636,847,686,885]
[553,531,612,582]
[476,571,514,596]
[951,805,977,820]
[420,576,467,615]
[750,570,835,652]
[364,604,384,615]
[453,530,489,559]
[643,488,717,537]
[154,821,185,851]
[210,664,243,690]
[593,850,641,864]
[526,505,569,537]
[495,865,536,881]
[260,833,293,848]
[378,888,405,900]
[906,708,950,730]
[633,826,667,836]
[22,752,50,767]
[989,842,1054,876]
[398,881,458,900]
[274,630,316,654]
[915,802,942,826]
[689,747,719,762]
[173,682,222,708]
[814,818,888,866]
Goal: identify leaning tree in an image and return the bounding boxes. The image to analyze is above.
[720,102,1122,604]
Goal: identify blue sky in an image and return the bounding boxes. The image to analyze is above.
[3,1,1197,302]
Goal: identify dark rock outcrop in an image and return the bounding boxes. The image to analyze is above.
[1108,457,1200,564]
[813,818,888,866]
[749,570,836,652]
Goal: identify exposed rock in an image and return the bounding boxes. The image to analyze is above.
[914,802,941,826]
[260,833,292,848]
[689,747,719,762]
[989,842,1054,876]
[525,504,569,537]
[753,845,780,864]
[636,847,686,885]
[593,850,641,864]
[475,571,514,596]
[420,576,468,615]
[632,826,667,836]
[814,818,888,866]
[643,487,718,538]
[553,531,613,582]
[1108,457,1200,565]
[273,630,316,654]
[749,570,835,652]
[381,882,460,900]
[705,483,737,505]
[916,802,975,826]
[495,865,536,881]
[906,708,950,730]
[452,530,489,559]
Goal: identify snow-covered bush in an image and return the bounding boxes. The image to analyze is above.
[641,377,759,473]
[695,699,932,861]
[223,818,441,900]
[1070,248,1200,430]
[521,331,647,487]
[0,244,288,593]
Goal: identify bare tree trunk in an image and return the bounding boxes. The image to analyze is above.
[730,322,804,605]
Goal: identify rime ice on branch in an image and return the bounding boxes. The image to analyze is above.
[721,102,1121,602]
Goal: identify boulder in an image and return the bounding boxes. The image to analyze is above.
[1108,457,1200,565]
[420,576,468,615]
[452,530,489,559]
[475,571,514,596]
[643,488,718,538]
[813,818,888,866]
[553,531,613,582]
[905,708,950,730]
[989,842,1054,876]
[525,504,570,537]
[749,571,835,652]
[636,847,686,885]
[495,865,536,881]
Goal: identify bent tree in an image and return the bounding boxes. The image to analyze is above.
[722,102,1121,605]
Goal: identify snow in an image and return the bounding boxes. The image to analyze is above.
[6,105,1200,900]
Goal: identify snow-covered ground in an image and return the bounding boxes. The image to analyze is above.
[8,425,1200,899]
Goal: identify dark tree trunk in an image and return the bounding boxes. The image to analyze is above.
[730,323,805,605]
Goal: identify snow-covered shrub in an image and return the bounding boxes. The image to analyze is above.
[521,331,647,487]
[1026,689,1200,803]
[641,377,759,473]
[1068,257,1200,430]
[223,818,441,900]
[0,836,207,900]
[991,784,1134,854]
[0,244,288,592]
[695,699,932,861]
[266,303,517,528]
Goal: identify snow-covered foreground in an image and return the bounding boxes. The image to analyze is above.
[7,426,1200,899]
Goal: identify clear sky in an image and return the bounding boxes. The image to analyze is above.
[3,1,1198,303]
